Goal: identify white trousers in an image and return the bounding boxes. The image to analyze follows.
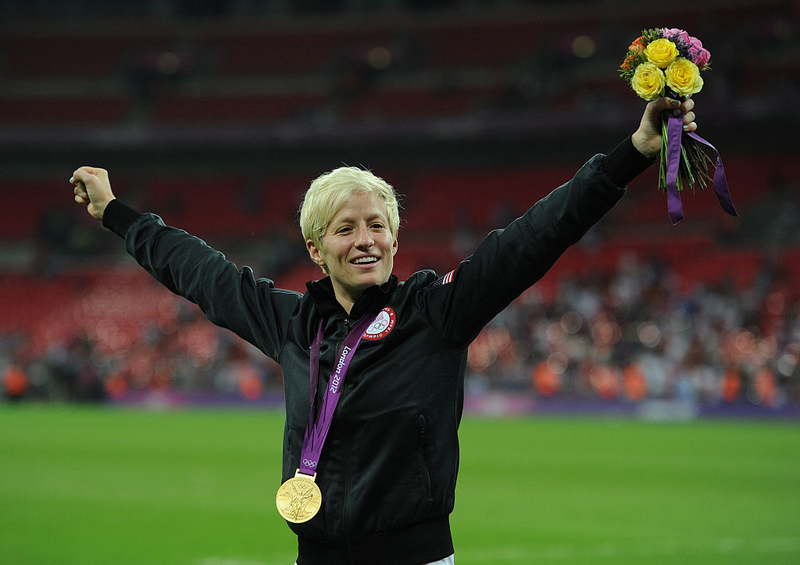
[294,556,454,565]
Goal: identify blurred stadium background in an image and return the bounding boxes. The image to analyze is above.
[1,0,799,563]
[1,0,797,414]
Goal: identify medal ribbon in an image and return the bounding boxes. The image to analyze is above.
[665,113,738,225]
[298,313,377,476]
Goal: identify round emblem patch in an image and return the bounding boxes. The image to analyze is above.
[363,307,396,341]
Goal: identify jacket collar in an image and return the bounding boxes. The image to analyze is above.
[306,275,398,321]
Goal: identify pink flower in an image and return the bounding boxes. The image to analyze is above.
[662,28,690,44]
[687,35,704,53]
[692,47,711,68]
[684,35,711,68]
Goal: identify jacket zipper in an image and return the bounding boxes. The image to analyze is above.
[342,424,354,561]
[338,318,353,559]
[417,414,434,501]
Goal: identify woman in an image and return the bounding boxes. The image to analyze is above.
[71,96,697,565]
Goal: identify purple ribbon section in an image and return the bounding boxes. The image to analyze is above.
[688,131,738,218]
[664,113,738,225]
[665,114,685,224]
[298,313,377,476]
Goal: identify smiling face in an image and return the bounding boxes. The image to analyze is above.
[306,192,398,313]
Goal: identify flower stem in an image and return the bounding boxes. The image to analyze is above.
[659,114,669,193]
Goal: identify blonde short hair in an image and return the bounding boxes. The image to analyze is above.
[299,166,400,254]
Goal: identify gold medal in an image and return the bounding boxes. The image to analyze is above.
[276,469,322,523]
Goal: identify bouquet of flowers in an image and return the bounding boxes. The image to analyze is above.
[619,28,737,224]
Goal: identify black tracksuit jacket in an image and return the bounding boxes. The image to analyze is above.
[103,137,652,564]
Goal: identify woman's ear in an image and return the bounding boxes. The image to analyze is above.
[307,239,325,268]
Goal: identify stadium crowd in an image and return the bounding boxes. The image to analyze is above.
[1,0,798,414]
[468,251,798,409]
[3,241,797,410]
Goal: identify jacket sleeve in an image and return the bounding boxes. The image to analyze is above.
[416,138,653,348]
[103,200,301,360]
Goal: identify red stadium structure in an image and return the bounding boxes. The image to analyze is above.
[0,0,797,415]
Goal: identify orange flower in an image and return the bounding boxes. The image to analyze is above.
[628,36,645,53]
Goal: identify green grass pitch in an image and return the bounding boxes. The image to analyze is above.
[1,405,798,564]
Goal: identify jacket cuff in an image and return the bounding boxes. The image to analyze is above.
[102,199,142,238]
[602,135,656,187]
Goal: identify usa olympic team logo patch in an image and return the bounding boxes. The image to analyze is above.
[363,307,396,341]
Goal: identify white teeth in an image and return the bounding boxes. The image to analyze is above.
[353,257,378,264]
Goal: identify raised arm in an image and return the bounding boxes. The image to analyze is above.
[69,167,302,360]
[632,96,696,158]
[71,166,115,221]
[418,96,697,347]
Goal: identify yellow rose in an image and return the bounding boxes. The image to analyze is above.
[665,57,704,96]
[630,61,666,101]
[645,38,678,69]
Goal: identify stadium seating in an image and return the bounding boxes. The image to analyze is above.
[1,2,797,406]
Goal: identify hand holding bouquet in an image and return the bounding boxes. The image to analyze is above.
[620,28,737,224]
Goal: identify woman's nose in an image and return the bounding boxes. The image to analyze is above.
[354,225,374,247]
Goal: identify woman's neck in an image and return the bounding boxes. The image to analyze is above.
[337,295,356,316]
[330,282,360,316]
